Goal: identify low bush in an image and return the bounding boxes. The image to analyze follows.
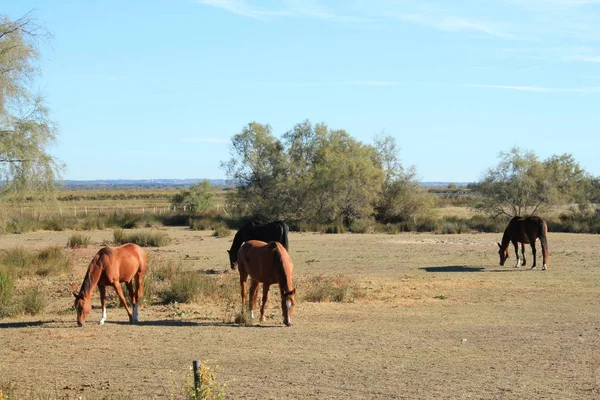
[0,271,15,317]
[67,233,91,248]
[0,246,71,277]
[20,286,46,315]
[212,224,231,238]
[113,229,171,247]
[301,275,364,303]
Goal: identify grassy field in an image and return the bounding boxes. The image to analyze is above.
[0,226,599,399]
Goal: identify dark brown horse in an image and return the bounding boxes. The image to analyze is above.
[227,220,289,269]
[73,243,148,327]
[498,216,549,270]
[236,240,295,326]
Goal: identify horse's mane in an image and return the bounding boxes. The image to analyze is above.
[78,247,113,298]
[268,242,293,294]
[229,221,260,261]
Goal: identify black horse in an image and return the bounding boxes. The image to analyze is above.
[227,220,289,269]
[498,216,549,270]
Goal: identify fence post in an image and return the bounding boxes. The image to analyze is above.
[193,360,201,397]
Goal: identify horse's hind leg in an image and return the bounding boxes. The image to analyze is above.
[249,279,260,319]
[125,281,138,323]
[239,272,248,316]
[541,237,549,270]
[520,243,527,267]
[133,271,145,322]
[112,282,134,323]
[99,285,107,325]
[530,241,537,270]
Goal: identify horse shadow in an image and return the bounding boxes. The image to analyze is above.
[420,265,485,273]
[104,319,282,328]
[0,320,47,329]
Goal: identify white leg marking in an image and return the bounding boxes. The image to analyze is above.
[250,310,255,319]
[99,306,107,325]
[514,258,520,268]
[285,299,292,326]
[542,263,548,271]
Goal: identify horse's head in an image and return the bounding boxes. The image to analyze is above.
[281,289,296,327]
[227,250,237,270]
[73,292,91,327]
[497,242,509,266]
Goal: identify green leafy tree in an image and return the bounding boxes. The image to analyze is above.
[474,147,590,217]
[0,13,61,199]
[310,128,382,224]
[171,180,215,214]
[220,122,288,219]
[373,134,433,223]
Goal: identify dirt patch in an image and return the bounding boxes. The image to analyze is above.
[1,228,600,399]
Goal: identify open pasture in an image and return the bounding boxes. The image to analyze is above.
[1,227,600,399]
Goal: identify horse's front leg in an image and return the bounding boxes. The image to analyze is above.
[512,242,521,267]
[125,281,138,323]
[112,282,133,323]
[239,273,248,316]
[260,284,270,323]
[249,279,260,319]
[99,285,107,325]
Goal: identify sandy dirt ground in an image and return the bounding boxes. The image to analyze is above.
[1,227,600,399]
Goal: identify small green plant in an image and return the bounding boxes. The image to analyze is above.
[435,294,447,300]
[67,233,91,248]
[0,380,16,400]
[189,361,226,400]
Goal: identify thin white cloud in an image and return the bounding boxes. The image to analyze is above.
[389,12,523,40]
[196,0,289,20]
[182,137,230,144]
[563,54,600,62]
[466,83,600,93]
[72,74,122,81]
[344,80,402,86]
[196,0,361,21]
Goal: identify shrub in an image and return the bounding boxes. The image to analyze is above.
[67,233,91,248]
[348,219,373,234]
[20,286,46,315]
[113,230,171,247]
[302,275,363,303]
[0,246,71,277]
[212,224,231,238]
[153,261,236,306]
[0,271,15,317]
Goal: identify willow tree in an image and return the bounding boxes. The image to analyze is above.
[0,13,61,199]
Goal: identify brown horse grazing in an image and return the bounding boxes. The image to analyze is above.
[236,240,295,326]
[498,216,549,270]
[73,243,147,327]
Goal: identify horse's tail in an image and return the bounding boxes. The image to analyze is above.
[280,222,290,251]
[269,241,293,294]
[537,217,549,260]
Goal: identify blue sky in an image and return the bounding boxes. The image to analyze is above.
[4,0,600,182]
